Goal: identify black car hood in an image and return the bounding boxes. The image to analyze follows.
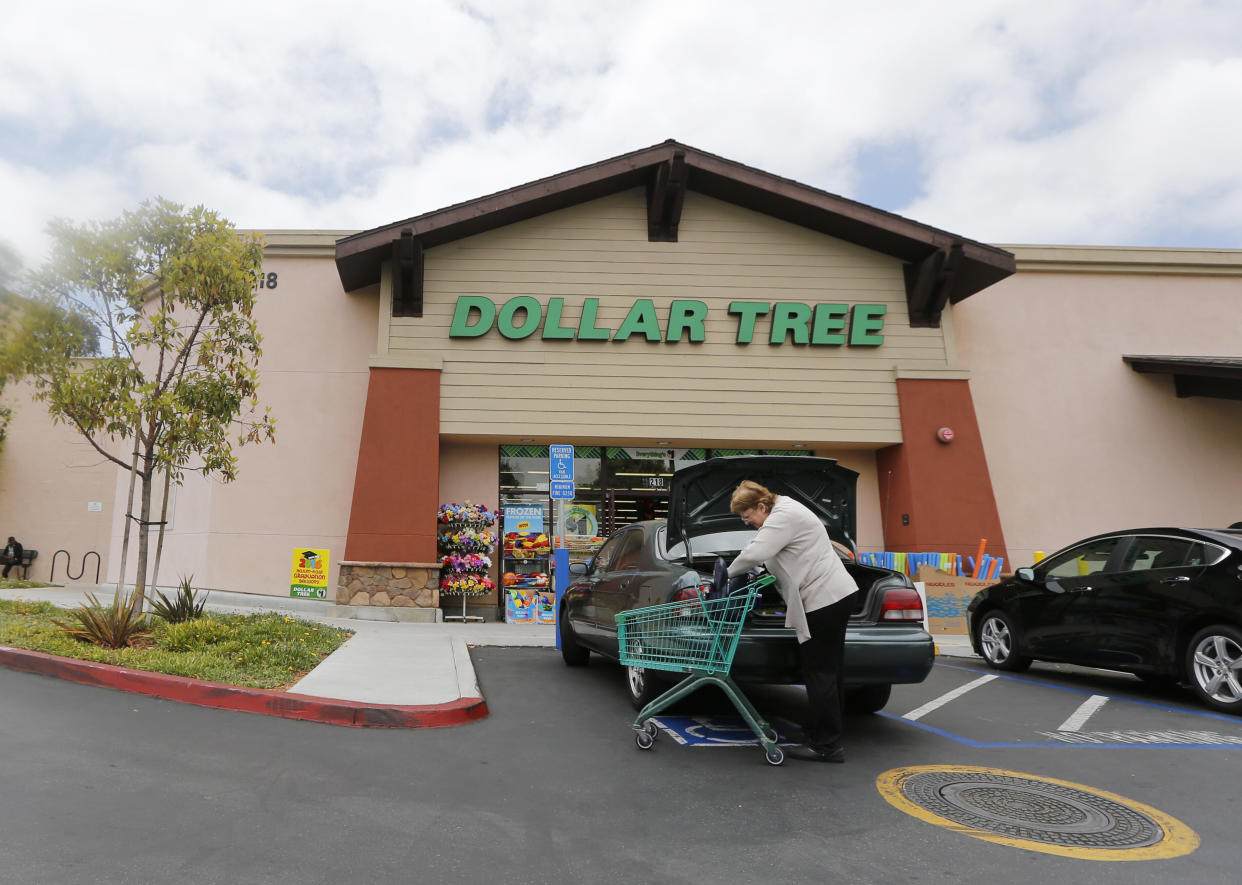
[667,456,858,553]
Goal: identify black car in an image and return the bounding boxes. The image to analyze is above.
[967,526,1242,712]
[558,456,934,712]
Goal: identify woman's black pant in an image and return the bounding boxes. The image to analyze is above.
[798,593,856,750]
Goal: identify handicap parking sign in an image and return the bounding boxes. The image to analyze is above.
[650,715,797,747]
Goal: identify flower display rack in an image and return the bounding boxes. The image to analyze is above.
[437,502,498,623]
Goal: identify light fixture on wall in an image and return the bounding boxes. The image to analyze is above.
[519,438,534,443]
[792,443,806,449]
[655,440,670,446]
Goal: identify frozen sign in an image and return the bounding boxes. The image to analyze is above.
[504,504,545,535]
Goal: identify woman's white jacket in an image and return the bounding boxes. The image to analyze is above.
[726,495,859,643]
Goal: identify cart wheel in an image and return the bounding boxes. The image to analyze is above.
[635,731,655,750]
[642,721,659,738]
[765,746,784,766]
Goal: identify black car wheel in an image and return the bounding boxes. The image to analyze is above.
[1187,625,1242,713]
[626,665,665,710]
[559,610,590,667]
[844,684,892,714]
[976,611,1031,672]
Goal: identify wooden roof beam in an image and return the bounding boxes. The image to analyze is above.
[904,243,963,327]
[391,229,423,318]
[647,150,687,242]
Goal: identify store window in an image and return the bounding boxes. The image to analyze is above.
[605,446,705,493]
[498,443,810,539]
[500,445,601,493]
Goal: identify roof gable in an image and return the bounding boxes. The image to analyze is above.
[334,140,1015,326]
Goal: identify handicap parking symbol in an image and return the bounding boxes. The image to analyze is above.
[649,715,797,747]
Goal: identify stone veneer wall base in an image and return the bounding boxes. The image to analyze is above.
[337,561,441,612]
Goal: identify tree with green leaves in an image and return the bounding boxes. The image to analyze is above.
[0,199,276,606]
[0,242,27,454]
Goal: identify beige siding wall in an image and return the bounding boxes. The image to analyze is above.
[954,247,1242,569]
[387,189,953,446]
[103,243,378,597]
[0,378,118,583]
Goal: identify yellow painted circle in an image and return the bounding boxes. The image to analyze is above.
[875,764,1199,861]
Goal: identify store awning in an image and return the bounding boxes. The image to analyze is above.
[1123,355,1242,401]
[334,140,1016,327]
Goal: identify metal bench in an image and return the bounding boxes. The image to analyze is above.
[9,549,36,580]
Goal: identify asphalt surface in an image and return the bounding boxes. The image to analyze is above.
[3,645,1239,884]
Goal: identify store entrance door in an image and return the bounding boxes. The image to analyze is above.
[603,490,669,535]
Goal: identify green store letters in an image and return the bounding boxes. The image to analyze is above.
[448,296,886,346]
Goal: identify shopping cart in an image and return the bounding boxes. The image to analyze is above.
[616,574,785,765]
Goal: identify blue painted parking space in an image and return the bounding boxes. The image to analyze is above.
[885,663,1242,749]
[648,714,800,747]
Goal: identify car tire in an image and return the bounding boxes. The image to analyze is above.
[626,665,665,711]
[976,610,1031,672]
[1186,625,1242,713]
[844,684,891,714]
[559,610,590,667]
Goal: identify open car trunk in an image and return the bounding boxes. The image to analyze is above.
[668,455,902,624]
[683,552,904,625]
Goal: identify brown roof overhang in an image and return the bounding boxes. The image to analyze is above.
[1123,355,1242,401]
[335,140,1016,325]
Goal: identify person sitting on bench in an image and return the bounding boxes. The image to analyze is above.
[2,536,24,579]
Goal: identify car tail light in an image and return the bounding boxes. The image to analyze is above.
[671,584,711,616]
[673,584,711,603]
[879,587,924,621]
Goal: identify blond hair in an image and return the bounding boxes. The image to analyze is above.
[730,480,777,515]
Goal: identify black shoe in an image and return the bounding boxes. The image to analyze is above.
[785,743,845,763]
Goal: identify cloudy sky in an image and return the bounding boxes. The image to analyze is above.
[2,0,1240,271]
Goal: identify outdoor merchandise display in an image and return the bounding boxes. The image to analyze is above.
[501,502,555,624]
[438,502,498,622]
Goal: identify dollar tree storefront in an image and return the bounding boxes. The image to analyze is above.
[333,140,1016,618]
[6,141,1240,614]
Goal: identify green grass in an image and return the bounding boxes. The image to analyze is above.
[0,598,352,690]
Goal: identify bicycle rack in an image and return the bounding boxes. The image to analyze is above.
[49,549,101,583]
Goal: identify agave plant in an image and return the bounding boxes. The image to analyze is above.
[149,575,210,623]
[55,589,150,649]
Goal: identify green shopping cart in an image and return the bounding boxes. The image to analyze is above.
[616,574,784,765]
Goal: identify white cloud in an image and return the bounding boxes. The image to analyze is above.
[1,0,1240,271]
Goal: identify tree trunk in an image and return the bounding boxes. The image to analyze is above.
[115,435,142,598]
[149,470,171,599]
[130,464,155,616]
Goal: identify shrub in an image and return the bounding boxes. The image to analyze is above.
[55,590,149,649]
[150,575,209,623]
[159,617,232,652]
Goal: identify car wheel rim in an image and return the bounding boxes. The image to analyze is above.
[981,617,1011,664]
[1192,634,1242,704]
[628,666,646,699]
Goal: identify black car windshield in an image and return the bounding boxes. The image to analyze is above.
[660,527,756,560]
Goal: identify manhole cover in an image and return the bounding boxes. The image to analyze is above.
[876,765,1199,861]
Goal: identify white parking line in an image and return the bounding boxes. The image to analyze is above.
[903,674,999,721]
[1057,694,1110,732]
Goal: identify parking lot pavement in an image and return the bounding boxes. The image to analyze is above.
[884,659,1242,749]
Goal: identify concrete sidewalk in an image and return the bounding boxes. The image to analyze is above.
[0,583,976,727]
[0,583,554,727]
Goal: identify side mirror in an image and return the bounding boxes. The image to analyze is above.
[1016,567,1036,582]
[568,561,588,577]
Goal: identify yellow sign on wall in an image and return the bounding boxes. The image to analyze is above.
[290,547,330,599]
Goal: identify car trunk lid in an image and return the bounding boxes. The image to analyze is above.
[667,455,858,555]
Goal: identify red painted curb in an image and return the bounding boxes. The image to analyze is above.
[0,645,489,728]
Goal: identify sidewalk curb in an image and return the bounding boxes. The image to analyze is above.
[0,644,488,729]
